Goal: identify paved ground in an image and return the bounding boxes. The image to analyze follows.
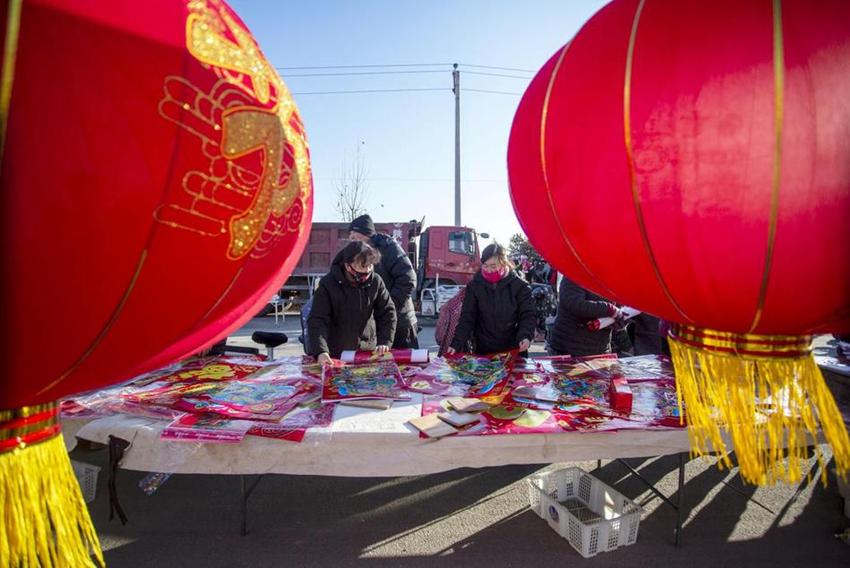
[69,319,850,566]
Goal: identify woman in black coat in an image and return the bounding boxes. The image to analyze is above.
[448,244,537,356]
[307,241,396,365]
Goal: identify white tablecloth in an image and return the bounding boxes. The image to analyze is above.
[63,394,692,477]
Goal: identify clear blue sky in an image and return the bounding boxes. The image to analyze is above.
[230,0,608,246]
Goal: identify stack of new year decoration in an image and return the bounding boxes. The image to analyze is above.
[63,355,334,444]
[1,0,312,565]
[406,352,515,437]
[322,349,428,409]
[417,354,682,437]
[321,359,408,410]
[508,0,850,485]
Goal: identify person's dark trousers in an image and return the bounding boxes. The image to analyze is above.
[392,325,420,349]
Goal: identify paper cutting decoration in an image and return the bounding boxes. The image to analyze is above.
[0,0,311,564]
[407,353,513,397]
[177,378,313,421]
[322,362,405,402]
[248,400,335,443]
[160,414,254,444]
[508,0,850,484]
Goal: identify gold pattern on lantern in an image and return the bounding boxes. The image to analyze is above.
[153,0,312,260]
[155,80,310,259]
[748,0,785,333]
[186,0,277,104]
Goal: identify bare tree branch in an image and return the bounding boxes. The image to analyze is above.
[335,145,370,222]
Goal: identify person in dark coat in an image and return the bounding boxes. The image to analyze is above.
[549,276,621,357]
[349,214,419,349]
[307,241,396,365]
[630,313,664,355]
[448,243,537,356]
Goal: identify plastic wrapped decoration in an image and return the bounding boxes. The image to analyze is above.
[507,0,850,485]
[0,0,312,565]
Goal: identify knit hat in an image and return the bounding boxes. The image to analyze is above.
[349,214,376,237]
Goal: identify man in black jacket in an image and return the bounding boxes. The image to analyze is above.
[549,276,620,357]
[307,241,396,365]
[349,214,419,348]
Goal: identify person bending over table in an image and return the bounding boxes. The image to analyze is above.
[447,243,536,357]
[308,241,397,366]
[348,213,420,349]
[548,276,622,357]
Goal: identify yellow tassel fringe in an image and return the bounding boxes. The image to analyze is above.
[0,435,104,567]
[669,336,850,486]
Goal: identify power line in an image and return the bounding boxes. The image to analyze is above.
[292,87,447,95]
[282,69,446,78]
[277,62,452,70]
[464,88,522,96]
[317,176,505,183]
[463,70,532,80]
[292,87,521,96]
[459,63,535,73]
[276,62,536,73]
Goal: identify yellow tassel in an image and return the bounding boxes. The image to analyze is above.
[0,434,104,567]
[669,329,850,486]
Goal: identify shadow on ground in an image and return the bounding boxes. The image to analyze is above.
[72,444,849,568]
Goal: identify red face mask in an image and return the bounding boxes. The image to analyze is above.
[482,266,506,283]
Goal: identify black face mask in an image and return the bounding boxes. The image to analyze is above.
[345,264,371,285]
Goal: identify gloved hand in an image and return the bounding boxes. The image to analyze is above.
[613,309,629,331]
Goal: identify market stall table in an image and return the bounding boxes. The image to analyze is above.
[63,394,694,542]
[64,395,693,476]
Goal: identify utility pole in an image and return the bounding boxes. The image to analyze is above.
[452,63,461,226]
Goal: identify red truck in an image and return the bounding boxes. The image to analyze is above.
[276,220,485,313]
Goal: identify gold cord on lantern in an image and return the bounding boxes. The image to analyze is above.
[0,403,104,567]
[669,325,850,485]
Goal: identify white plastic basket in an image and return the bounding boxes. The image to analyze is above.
[71,460,100,504]
[528,467,642,558]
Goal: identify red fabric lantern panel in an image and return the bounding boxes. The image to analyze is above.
[508,0,850,336]
[1,0,312,408]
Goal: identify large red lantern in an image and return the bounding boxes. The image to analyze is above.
[1,0,311,564]
[508,0,850,485]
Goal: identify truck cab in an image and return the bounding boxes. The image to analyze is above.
[270,221,481,317]
[417,225,480,288]
[414,226,481,318]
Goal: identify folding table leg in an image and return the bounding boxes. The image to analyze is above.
[107,435,131,525]
[675,452,686,547]
[616,453,688,547]
[240,474,265,536]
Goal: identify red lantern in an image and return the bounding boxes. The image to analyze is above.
[508,0,850,484]
[1,1,311,564]
[2,0,312,407]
